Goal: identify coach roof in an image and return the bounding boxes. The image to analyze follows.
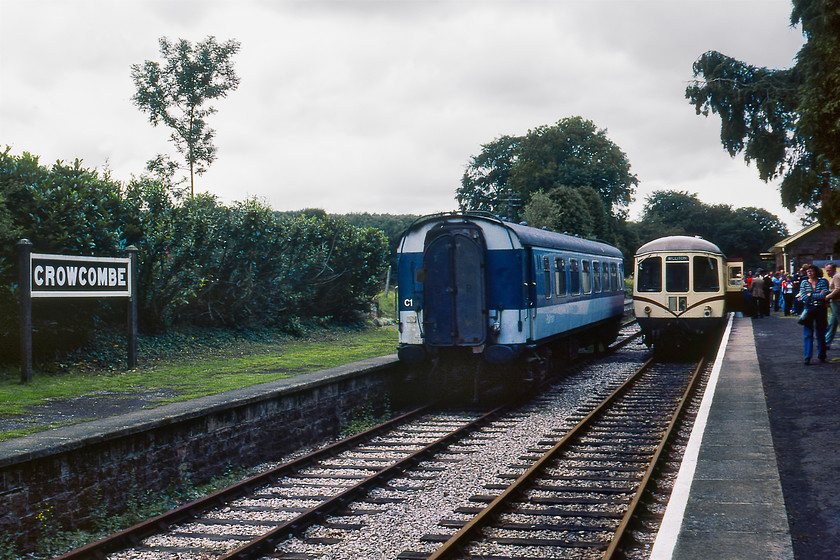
[403,213,622,258]
[504,220,623,257]
[635,235,724,256]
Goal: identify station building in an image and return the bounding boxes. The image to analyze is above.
[769,221,840,273]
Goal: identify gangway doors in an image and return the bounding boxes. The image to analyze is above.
[725,258,744,313]
[422,225,487,347]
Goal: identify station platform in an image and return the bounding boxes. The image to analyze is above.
[4,313,839,558]
[652,312,840,560]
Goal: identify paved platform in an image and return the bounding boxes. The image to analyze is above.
[653,312,840,560]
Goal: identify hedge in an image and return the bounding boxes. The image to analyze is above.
[0,148,388,362]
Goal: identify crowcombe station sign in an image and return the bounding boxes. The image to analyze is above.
[17,239,139,382]
[30,253,132,297]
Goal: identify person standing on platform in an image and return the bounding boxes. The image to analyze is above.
[798,264,829,365]
[824,262,840,349]
[743,270,753,316]
[793,266,806,316]
[772,272,783,311]
[750,269,767,318]
[763,270,773,315]
[782,274,795,315]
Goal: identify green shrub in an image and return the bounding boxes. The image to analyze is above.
[0,149,388,364]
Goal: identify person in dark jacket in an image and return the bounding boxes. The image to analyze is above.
[798,264,830,365]
[749,270,766,318]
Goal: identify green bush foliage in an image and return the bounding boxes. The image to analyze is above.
[0,148,388,362]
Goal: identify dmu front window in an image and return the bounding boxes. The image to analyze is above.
[694,256,720,292]
[666,256,689,292]
[637,256,662,292]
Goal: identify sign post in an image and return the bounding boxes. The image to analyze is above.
[127,245,138,369]
[17,239,33,384]
[17,241,137,381]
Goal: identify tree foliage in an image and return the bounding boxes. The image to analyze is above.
[332,212,420,273]
[0,149,388,362]
[131,36,241,197]
[686,1,840,222]
[458,117,637,221]
[633,190,789,268]
[456,135,523,218]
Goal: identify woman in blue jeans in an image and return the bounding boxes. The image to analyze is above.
[798,264,830,365]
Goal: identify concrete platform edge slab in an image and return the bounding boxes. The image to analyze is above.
[650,314,794,560]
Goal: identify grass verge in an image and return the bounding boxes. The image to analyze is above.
[0,324,398,439]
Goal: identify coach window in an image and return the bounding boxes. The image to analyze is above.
[693,256,720,292]
[543,256,552,298]
[555,258,566,296]
[569,259,580,294]
[637,256,662,292]
[592,262,601,292]
[666,256,690,292]
[582,260,592,294]
[610,263,618,292]
[602,262,610,292]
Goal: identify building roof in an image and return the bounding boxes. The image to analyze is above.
[769,222,820,253]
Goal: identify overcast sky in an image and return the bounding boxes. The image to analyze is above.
[0,0,807,232]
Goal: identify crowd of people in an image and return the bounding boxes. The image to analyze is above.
[744,263,840,365]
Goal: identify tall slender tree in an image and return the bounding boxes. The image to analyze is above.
[132,36,240,197]
[686,0,840,223]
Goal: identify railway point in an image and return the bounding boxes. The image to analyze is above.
[1,311,838,558]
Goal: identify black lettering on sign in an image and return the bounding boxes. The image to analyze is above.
[30,253,132,298]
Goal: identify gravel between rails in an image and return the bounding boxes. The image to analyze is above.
[269,330,648,559]
[106,326,646,560]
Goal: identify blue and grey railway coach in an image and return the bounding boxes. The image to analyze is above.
[633,235,739,348]
[396,213,625,368]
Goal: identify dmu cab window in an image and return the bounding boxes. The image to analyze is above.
[569,259,580,294]
[666,256,690,292]
[694,256,720,292]
[637,257,662,292]
[582,260,591,294]
[555,258,566,296]
[592,262,601,292]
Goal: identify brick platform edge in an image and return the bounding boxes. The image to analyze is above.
[0,355,406,552]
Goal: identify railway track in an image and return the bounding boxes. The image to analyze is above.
[400,354,711,560]
[57,323,652,560]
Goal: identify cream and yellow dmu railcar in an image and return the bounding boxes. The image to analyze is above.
[633,236,742,348]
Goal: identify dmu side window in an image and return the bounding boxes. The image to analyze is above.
[555,258,566,296]
[543,256,552,299]
[694,256,720,292]
[666,257,690,292]
[569,259,580,294]
[582,260,591,294]
[592,262,601,292]
[610,263,618,292]
[637,257,662,292]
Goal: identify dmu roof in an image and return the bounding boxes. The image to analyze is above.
[636,235,724,256]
